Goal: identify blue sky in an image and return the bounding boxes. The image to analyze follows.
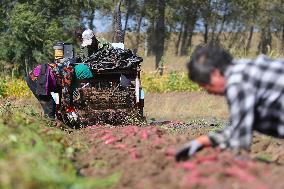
[92,12,112,32]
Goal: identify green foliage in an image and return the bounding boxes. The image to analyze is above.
[0,102,120,189]
[0,1,80,74]
[0,82,6,98]
[0,73,202,99]
[2,0,284,76]
[142,71,202,93]
[256,154,273,163]
[9,3,47,63]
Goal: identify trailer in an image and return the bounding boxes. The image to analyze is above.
[53,43,144,127]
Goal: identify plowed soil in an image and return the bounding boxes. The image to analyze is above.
[15,93,284,189]
[68,121,284,189]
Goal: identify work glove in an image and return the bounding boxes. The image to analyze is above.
[175,140,204,162]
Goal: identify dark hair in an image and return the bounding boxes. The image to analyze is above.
[87,35,99,55]
[74,27,84,42]
[187,45,233,84]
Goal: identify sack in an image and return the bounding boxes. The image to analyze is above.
[36,64,48,95]
[74,64,93,80]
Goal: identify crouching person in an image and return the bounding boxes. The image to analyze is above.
[176,45,284,161]
[25,64,58,119]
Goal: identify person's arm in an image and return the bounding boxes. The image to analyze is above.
[175,135,211,161]
[97,37,112,50]
[176,83,256,161]
[208,83,256,150]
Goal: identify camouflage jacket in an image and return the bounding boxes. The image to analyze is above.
[79,38,112,62]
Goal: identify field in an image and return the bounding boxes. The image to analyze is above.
[3,1,284,188]
[1,91,284,189]
[1,38,284,188]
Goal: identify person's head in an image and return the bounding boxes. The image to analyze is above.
[187,45,233,95]
[74,27,84,43]
[81,29,99,55]
[82,29,95,47]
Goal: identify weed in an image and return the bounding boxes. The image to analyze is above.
[91,160,109,168]
[0,104,120,189]
[0,73,202,99]
[0,79,32,98]
[256,154,273,163]
[141,71,202,93]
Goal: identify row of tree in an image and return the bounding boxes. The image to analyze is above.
[1,0,284,75]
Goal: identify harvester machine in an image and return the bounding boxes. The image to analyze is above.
[53,42,144,127]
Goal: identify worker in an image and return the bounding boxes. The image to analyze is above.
[80,29,99,59]
[176,45,284,161]
[74,26,84,44]
[25,28,81,119]
[25,64,58,119]
[26,28,114,119]
[80,29,112,61]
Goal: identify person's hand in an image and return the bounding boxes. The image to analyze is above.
[175,136,211,162]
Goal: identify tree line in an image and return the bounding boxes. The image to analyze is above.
[1,0,284,75]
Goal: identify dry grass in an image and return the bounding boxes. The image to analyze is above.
[141,56,189,73]
[14,91,228,122]
[144,92,228,121]
[125,32,284,74]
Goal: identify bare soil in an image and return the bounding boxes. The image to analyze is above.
[9,92,284,188]
[69,122,284,189]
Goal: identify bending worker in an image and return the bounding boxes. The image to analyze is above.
[176,45,284,161]
[25,28,107,119]
[25,64,57,119]
[79,29,111,61]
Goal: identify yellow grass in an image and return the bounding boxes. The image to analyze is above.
[124,32,284,73]
[144,92,229,121]
[0,79,32,98]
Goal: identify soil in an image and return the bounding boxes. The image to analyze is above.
[8,94,284,188]
[68,121,284,189]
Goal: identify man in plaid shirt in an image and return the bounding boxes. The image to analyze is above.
[176,45,284,161]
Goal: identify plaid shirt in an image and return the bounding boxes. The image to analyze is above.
[209,55,284,150]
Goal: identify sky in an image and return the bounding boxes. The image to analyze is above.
[91,11,146,33]
[92,12,112,32]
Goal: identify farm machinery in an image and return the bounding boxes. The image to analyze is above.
[52,42,144,127]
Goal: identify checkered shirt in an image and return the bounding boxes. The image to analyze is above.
[209,55,284,150]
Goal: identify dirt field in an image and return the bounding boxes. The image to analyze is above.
[14,92,284,189]
[65,92,284,189]
[68,122,284,189]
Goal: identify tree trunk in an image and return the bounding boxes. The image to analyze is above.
[204,22,208,44]
[146,19,155,56]
[210,18,218,43]
[281,25,284,50]
[135,10,144,52]
[180,13,197,56]
[179,20,189,56]
[24,58,28,77]
[123,0,131,43]
[88,9,95,30]
[155,0,166,72]
[245,26,254,53]
[259,26,272,54]
[187,14,197,53]
[216,2,228,41]
[144,32,149,56]
[175,21,184,56]
[112,0,123,43]
[186,28,194,53]
[216,15,226,41]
